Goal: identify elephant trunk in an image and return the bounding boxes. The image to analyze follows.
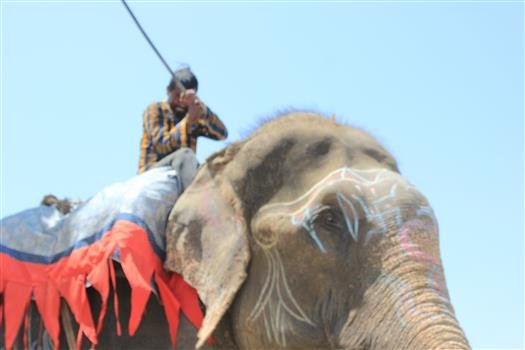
[396,289,470,349]
[338,263,470,349]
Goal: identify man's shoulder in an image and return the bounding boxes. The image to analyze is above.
[144,100,170,114]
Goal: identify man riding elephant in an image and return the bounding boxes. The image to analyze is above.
[138,68,228,191]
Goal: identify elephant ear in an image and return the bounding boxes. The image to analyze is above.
[164,144,249,348]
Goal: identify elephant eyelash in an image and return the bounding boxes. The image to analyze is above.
[305,205,330,227]
[309,205,332,221]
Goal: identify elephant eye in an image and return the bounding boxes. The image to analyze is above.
[314,208,344,231]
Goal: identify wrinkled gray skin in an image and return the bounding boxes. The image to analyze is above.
[165,112,470,349]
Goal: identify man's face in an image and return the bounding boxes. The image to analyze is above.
[169,88,198,117]
[169,88,196,107]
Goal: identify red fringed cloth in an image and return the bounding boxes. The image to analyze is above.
[0,168,203,349]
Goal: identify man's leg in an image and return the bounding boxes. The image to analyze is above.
[151,148,199,192]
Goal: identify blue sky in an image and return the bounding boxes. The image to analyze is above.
[1,1,523,348]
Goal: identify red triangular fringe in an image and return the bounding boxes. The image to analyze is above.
[0,220,203,349]
[4,282,32,348]
[87,258,110,335]
[33,284,61,349]
[108,259,122,337]
[156,273,181,348]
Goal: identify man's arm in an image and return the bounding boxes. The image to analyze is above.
[189,102,228,141]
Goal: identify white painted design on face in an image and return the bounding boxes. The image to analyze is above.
[291,206,327,252]
[256,167,413,252]
[258,167,397,215]
[416,206,436,220]
[373,182,398,204]
[249,248,315,346]
[301,220,327,253]
[249,166,440,342]
[336,192,359,241]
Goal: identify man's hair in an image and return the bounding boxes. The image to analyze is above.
[167,67,198,92]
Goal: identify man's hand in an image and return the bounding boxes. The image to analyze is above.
[176,89,205,128]
[187,98,205,128]
[179,89,197,106]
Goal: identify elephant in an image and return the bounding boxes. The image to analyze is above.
[164,111,470,349]
[2,111,469,349]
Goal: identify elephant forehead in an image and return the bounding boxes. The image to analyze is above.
[256,167,409,217]
[253,166,434,238]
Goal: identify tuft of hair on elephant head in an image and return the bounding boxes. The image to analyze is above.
[164,112,470,349]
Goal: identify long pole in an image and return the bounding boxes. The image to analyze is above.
[121,0,185,90]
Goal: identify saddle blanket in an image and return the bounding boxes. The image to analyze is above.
[0,167,203,349]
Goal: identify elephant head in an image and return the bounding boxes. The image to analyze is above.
[165,112,469,349]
